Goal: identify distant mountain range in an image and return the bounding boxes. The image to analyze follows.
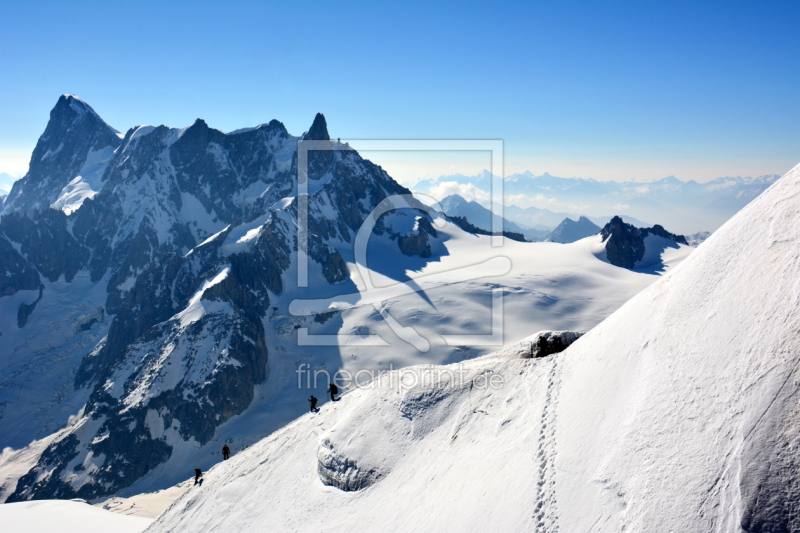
[412,170,779,234]
[438,193,647,243]
[437,194,547,241]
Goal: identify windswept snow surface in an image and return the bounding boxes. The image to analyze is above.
[0,499,151,533]
[148,163,800,532]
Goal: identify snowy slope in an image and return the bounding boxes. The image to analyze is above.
[0,499,151,533]
[148,164,800,532]
[94,479,195,518]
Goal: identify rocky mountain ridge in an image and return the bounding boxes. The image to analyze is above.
[1,96,414,501]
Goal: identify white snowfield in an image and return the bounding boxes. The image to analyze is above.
[0,499,151,533]
[95,479,195,519]
[145,163,800,532]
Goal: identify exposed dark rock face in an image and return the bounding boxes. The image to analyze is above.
[397,216,438,257]
[546,216,600,243]
[1,210,90,283]
[3,96,412,502]
[304,113,330,141]
[4,95,121,215]
[520,331,584,359]
[648,224,688,245]
[0,234,41,297]
[600,216,687,269]
[17,287,43,328]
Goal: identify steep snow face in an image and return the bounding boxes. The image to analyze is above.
[150,164,800,532]
[553,162,800,532]
[148,353,550,533]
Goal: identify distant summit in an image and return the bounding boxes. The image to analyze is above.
[438,194,537,239]
[545,216,600,243]
[600,216,687,269]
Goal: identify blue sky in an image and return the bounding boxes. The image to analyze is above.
[1,0,799,185]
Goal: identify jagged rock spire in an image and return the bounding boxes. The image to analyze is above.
[303,113,329,141]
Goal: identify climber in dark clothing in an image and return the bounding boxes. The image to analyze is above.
[194,468,203,485]
[308,395,319,412]
[327,383,339,401]
[222,444,230,460]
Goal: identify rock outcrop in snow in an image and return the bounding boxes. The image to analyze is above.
[600,215,687,268]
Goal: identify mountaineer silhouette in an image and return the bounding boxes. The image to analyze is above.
[309,395,319,412]
[327,383,339,401]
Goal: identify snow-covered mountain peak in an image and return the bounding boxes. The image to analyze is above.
[57,94,107,123]
[2,96,122,215]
